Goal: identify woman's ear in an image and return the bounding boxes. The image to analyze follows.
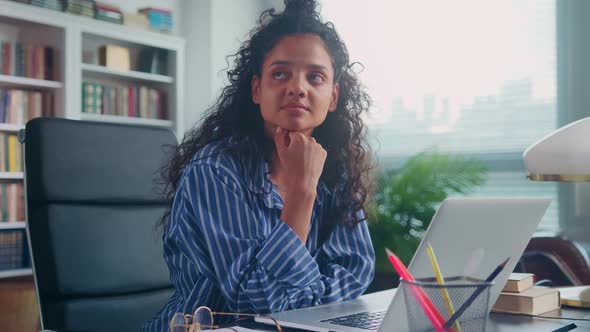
[328,83,340,112]
[252,75,261,104]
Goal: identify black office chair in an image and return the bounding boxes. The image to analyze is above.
[21,118,177,332]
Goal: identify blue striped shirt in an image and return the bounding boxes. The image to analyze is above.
[142,138,375,331]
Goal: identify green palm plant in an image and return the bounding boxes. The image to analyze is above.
[367,150,488,273]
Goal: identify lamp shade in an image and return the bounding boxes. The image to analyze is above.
[523,117,590,182]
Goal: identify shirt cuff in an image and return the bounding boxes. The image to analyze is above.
[256,221,320,287]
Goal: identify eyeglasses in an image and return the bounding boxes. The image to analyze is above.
[170,306,284,332]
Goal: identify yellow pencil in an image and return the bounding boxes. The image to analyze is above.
[427,242,461,332]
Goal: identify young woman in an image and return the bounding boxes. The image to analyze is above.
[143,0,375,330]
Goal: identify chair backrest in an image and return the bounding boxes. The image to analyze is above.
[517,236,590,286]
[22,118,176,332]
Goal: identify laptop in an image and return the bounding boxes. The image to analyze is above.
[255,197,551,331]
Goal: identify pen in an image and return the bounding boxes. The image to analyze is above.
[385,248,449,332]
[552,323,577,332]
[443,257,510,330]
[427,242,461,332]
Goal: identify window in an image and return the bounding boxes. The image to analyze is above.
[322,0,559,232]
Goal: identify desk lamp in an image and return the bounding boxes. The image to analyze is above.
[524,117,590,182]
[523,116,590,307]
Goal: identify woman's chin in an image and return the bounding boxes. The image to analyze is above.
[279,120,312,132]
[265,120,314,135]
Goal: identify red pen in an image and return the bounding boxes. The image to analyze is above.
[386,248,450,332]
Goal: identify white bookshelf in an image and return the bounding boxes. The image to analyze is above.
[81,64,174,84]
[0,123,24,133]
[0,74,63,89]
[0,172,24,180]
[0,222,25,230]
[0,0,185,279]
[0,268,32,278]
[0,0,185,134]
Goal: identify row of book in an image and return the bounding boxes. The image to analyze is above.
[95,2,122,24]
[82,82,167,120]
[12,0,118,23]
[0,89,53,125]
[10,0,173,33]
[0,133,22,173]
[30,0,62,11]
[65,0,94,18]
[0,41,57,80]
[0,229,24,270]
[0,183,25,223]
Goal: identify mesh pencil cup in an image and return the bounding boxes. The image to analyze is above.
[400,276,493,332]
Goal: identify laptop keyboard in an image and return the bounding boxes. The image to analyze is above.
[320,310,386,330]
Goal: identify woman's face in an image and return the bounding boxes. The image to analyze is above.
[252,34,339,137]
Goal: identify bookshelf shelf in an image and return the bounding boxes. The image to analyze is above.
[0,268,32,279]
[0,0,185,279]
[0,172,24,180]
[0,123,24,132]
[81,63,174,84]
[80,113,174,128]
[0,74,63,89]
[0,222,25,230]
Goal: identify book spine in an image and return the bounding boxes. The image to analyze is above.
[126,86,132,117]
[2,42,12,75]
[0,133,5,173]
[44,47,54,80]
[95,84,103,114]
[0,41,4,75]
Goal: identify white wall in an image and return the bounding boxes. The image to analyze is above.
[180,0,269,133]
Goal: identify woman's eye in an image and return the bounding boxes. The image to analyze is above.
[272,71,286,80]
[309,73,325,84]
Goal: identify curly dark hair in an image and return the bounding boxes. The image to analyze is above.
[159,0,374,228]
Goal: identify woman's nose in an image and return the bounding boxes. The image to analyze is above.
[286,75,306,98]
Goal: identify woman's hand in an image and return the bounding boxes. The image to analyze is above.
[274,126,327,196]
[273,127,327,243]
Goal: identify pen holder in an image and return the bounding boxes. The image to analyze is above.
[400,276,493,332]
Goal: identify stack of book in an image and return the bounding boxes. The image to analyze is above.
[0,132,23,173]
[82,82,167,120]
[30,0,63,12]
[64,0,95,18]
[0,183,25,222]
[0,41,56,80]
[492,273,561,315]
[0,228,24,270]
[95,2,122,24]
[138,7,172,33]
[0,89,49,124]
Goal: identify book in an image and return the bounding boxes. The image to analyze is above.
[492,287,560,315]
[502,273,534,293]
[557,286,590,308]
[98,44,130,71]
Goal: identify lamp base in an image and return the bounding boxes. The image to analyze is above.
[527,173,590,182]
